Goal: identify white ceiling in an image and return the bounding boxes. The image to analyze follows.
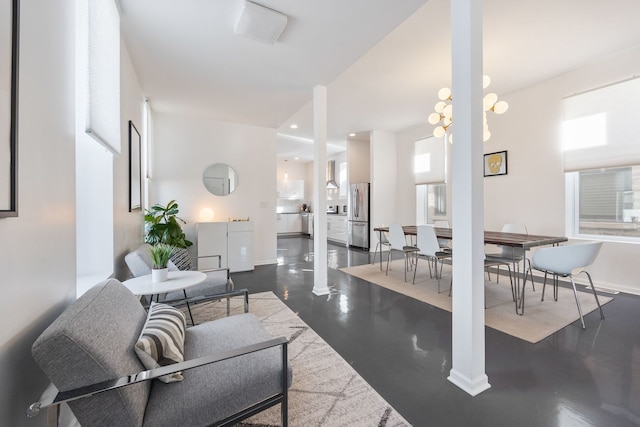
[119,0,640,162]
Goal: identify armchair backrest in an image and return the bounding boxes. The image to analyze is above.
[31,279,150,426]
[125,244,178,277]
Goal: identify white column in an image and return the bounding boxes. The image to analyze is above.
[447,0,490,396]
[312,86,330,296]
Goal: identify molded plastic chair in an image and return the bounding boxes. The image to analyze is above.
[125,244,247,323]
[485,223,534,289]
[412,225,452,292]
[448,255,515,304]
[433,220,452,252]
[529,242,605,329]
[386,224,419,282]
[371,228,392,270]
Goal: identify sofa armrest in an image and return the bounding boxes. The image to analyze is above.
[28,336,288,418]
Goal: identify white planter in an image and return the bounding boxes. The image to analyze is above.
[152,268,168,283]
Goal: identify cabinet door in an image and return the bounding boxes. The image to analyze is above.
[197,222,228,269]
[228,222,253,272]
[287,214,302,233]
[276,214,287,233]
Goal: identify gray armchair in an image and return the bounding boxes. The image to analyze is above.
[125,244,244,322]
[28,279,291,426]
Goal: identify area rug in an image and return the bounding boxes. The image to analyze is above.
[185,292,410,427]
[340,260,612,344]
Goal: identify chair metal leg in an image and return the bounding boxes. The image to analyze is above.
[371,242,380,266]
[541,272,548,301]
[584,271,605,320]
[412,256,419,284]
[183,289,195,326]
[569,277,586,329]
[385,249,392,276]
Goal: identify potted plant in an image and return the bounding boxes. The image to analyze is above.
[145,200,193,270]
[145,200,193,248]
[149,243,173,282]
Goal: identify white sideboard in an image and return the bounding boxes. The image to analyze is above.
[197,221,254,273]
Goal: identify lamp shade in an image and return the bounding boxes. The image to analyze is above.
[493,100,509,114]
[427,112,441,125]
[438,87,452,101]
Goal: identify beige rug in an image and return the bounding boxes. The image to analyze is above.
[186,292,410,427]
[340,260,612,344]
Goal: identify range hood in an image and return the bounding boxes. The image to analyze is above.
[326,160,339,189]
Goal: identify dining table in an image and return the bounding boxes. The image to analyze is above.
[373,225,568,314]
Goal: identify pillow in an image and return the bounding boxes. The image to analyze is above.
[135,302,186,383]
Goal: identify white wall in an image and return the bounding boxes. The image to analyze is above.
[0,2,76,425]
[370,130,397,248]
[150,113,278,266]
[347,138,371,184]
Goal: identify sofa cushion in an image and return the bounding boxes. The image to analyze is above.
[135,302,186,383]
[32,279,150,427]
[143,313,292,426]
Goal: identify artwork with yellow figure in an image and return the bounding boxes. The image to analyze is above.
[484,151,507,176]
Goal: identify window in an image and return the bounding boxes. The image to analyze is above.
[416,183,447,225]
[566,166,640,239]
[563,77,640,241]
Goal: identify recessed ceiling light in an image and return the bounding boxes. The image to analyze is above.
[290,124,298,129]
[349,133,356,137]
[294,157,299,160]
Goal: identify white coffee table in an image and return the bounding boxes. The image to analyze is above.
[124,270,206,299]
[124,271,207,325]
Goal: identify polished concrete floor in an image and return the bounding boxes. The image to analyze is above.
[232,236,640,427]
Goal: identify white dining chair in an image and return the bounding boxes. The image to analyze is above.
[433,220,452,252]
[528,241,605,329]
[372,228,392,270]
[485,223,534,290]
[412,225,452,291]
[386,224,419,282]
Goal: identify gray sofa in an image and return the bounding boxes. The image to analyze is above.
[28,279,291,426]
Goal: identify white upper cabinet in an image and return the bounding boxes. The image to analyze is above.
[277,179,305,199]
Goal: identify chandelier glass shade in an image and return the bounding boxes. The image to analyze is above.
[429,75,508,142]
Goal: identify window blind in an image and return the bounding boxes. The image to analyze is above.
[562,77,640,171]
[414,137,446,183]
[85,0,121,154]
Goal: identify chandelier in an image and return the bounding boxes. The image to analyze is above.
[428,75,508,142]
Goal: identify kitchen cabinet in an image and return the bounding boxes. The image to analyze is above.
[197,221,254,272]
[277,179,304,199]
[277,213,302,234]
[327,215,347,244]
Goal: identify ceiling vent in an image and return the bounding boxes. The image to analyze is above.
[234,1,288,45]
[326,160,339,189]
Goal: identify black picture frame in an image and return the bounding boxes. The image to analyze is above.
[484,150,508,177]
[128,120,142,212]
[0,0,19,218]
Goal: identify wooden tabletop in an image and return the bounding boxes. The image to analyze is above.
[374,226,567,249]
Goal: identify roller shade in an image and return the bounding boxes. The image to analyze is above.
[85,0,121,154]
[562,77,640,171]
[414,137,446,183]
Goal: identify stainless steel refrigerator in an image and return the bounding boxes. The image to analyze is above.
[348,182,370,249]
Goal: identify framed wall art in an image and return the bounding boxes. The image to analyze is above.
[484,150,507,177]
[128,120,142,212]
[0,0,19,218]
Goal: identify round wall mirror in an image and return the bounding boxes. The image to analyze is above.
[203,163,239,196]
